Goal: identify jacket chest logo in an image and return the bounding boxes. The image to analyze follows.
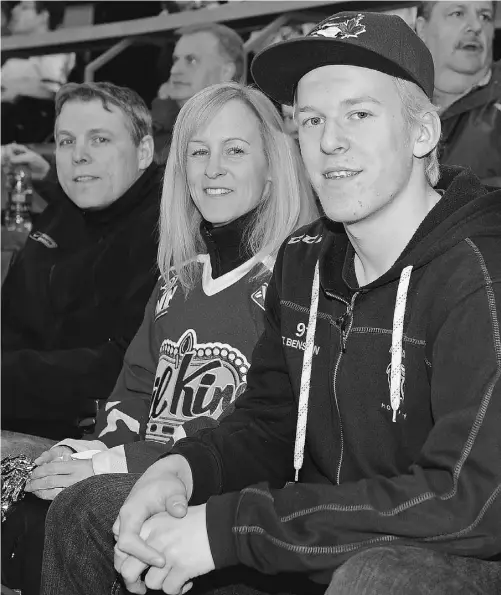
[29,231,57,249]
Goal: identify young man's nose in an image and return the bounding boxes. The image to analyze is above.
[320,120,350,155]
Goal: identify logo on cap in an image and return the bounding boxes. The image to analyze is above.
[309,13,366,40]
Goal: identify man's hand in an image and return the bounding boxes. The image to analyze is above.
[25,457,94,500]
[1,143,51,180]
[113,455,193,592]
[1,86,19,103]
[34,445,74,466]
[157,81,173,100]
[116,506,214,595]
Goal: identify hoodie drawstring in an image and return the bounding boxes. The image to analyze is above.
[294,261,320,482]
[293,261,414,481]
[389,265,413,421]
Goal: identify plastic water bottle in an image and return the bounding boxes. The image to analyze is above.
[4,165,33,233]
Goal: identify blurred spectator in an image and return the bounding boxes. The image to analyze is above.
[1,1,12,36]
[247,22,315,55]
[382,5,419,28]
[247,22,315,141]
[152,22,244,162]
[174,1,222,10]
[417,0,500,186]
[1,1,75,144]
[1,82,162,442]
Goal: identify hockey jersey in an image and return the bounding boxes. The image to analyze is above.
[60,253,273,474]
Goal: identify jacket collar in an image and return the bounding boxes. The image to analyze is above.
[200,209,257,278]
[441,60,500,121]
[81,163,161,227]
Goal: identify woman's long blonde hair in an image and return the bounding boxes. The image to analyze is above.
[158,82,318,292]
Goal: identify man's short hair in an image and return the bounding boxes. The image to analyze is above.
[55,82,153,146]
[417,1,497,20]
[176,22,245,83]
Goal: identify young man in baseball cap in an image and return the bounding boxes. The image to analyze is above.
[42,11,501,595]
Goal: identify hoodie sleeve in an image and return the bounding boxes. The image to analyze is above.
[173,242,501,581]
[89,284,161,449]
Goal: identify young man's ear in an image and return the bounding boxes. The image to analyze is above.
[413,111,441,159]
[138,135,155,170]
[220,61,237,83]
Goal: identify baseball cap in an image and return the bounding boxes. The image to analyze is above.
[251,11,435,105]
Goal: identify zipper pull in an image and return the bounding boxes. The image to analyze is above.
[336,312,349,353]
[336,292,358,353]
[341,326,348,353]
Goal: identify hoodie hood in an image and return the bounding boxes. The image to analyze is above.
[397,165,501,270]
[319,166,501,296]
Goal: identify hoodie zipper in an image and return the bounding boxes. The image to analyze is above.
[327,290,359,484]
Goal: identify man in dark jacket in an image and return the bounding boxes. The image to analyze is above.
[1,81,162,442]
[416,1,500,186]
[41,12,501,595]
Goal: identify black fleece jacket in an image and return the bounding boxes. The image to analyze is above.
[1,163,162,439]
[440,60,501,187]
[171,166,501,582]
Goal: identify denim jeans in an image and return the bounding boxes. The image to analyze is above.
[41,474,139,595]
[41,473,316,595]
[41,474,501,595]
[326,545,501,595]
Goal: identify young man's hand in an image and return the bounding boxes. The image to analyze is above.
[112,454,194,592]
[25,457,94,500]
[116,506,214,595]
[157,80,173,100]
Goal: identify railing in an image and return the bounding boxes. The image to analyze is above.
[1,0,340,59]
[5,1,497,84]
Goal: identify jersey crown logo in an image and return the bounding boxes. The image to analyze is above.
[147,329,249,445]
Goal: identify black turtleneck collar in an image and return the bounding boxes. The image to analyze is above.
[81,162,161,227]
[200,209,257,279]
